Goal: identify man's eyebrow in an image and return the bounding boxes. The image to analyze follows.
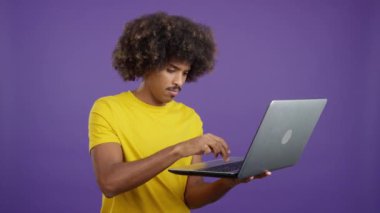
[168,64,179,69]
[168,63,190,72]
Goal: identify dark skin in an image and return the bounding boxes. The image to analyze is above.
[91,60,271,208]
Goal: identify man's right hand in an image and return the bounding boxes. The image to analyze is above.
[176,133,230,161]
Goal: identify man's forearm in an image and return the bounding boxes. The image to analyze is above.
[185,178,238,209]
[92,134,233,198]
[94,144,182,198]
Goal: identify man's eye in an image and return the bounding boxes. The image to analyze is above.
[183,72,189,76]
[167,68,175,73]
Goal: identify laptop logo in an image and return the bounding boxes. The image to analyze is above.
[281,129,293,145]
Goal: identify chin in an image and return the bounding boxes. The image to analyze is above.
[156,98,171,106]
[164,97,174,104]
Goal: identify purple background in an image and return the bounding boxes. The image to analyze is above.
[1,0,379,212]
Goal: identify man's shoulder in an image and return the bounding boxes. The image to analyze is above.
[90,91,130,112]
[171,100,193,110]
[170,101,200,117]
[93,91,128,104]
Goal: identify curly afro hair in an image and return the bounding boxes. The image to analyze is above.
[112,12,217,82]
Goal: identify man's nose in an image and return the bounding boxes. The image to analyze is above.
[173,73,185,86]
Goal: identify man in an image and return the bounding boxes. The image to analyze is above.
[89,12,270,213]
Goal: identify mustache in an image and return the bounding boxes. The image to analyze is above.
[167,85,182,92]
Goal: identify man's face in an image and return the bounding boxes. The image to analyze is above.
[142,60,190,106]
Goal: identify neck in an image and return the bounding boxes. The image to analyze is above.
[132,84,165,106]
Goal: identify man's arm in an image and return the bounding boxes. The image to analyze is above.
[184,155,271,209]
[91,133,230,198]
[91,142,181,198]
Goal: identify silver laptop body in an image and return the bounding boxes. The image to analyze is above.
[169,99,327,179]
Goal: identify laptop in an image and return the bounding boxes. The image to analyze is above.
[169,99,327,179]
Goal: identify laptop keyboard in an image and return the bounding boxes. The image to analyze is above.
[200,161,243,172]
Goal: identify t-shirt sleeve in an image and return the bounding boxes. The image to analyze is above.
[88,98,120,151]
[192,109,204,137]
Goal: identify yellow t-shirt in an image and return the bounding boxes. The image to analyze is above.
[88,91,203,213]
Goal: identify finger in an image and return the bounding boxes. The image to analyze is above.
[247,176,255,182]
[208,135,230,161]
[219,143,229,161]
[210,139,227,160]
[210,134,230,154]
[208,141,221,158]
[254,170,272,179]
[233,176,254,185]
[203,144,212,154]
[241,176,254,183]
[212,141,228,160]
